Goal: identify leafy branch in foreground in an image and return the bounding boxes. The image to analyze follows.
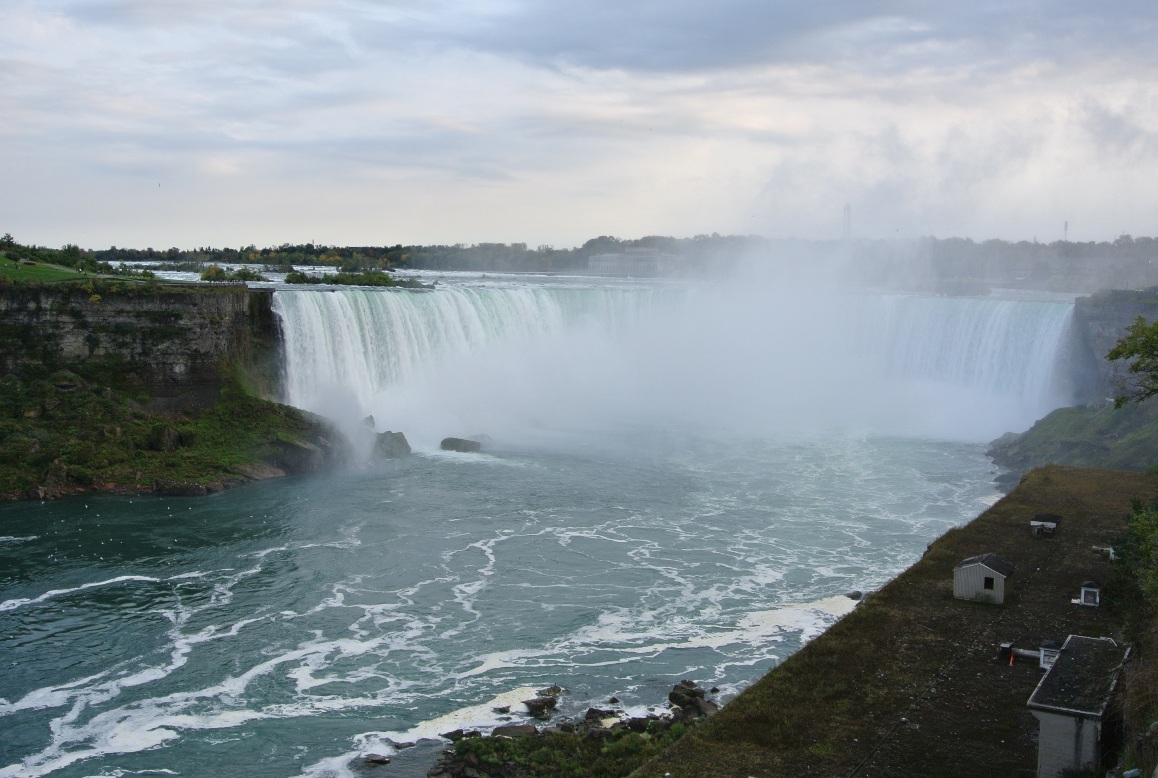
[1117,499,1158,605]
[1108,316,1158,407]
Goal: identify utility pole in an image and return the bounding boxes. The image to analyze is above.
[843,203,851,240]
[1064,221,1068,242]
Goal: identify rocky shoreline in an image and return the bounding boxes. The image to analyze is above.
[345,591,866,777]
[986,397,1158,490]
[413,680,719,778]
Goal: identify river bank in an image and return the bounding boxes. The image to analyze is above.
[625,465,1157,777]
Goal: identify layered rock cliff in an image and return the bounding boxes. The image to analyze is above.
[0,282,277,411]
[0,282,359,500]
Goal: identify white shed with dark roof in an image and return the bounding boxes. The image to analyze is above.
[1027,635,1130,778]
[953,552,1015,604]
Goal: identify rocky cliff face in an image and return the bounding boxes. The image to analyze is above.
[1070,289,1158,401]
[0,284,277,411]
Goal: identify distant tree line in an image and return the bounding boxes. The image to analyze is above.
[76,234,762,274]
[4,231,1158,289]
[845,235,1158,293]
[0,233,154,279]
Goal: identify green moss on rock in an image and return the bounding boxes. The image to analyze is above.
[0,371,350,500]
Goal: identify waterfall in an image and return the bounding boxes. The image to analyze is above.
[868,296,1073,409]
[272,284,1075,445]
[272,285,664,434]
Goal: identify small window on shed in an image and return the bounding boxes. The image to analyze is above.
[984,576,995,590]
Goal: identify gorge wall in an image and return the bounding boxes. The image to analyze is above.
[0,284,278,412]
[1069,288,1158,401]
[2,282,1155,420]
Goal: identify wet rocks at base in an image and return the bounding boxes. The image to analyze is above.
[424,680,718,778]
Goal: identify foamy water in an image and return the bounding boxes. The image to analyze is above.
[0,432,997,778]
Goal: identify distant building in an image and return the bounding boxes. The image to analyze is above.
[588,247,682,276]
[953,553,1015,604]
[1027,635,1129,778]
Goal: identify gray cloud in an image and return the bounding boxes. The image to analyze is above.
[3,1,1158,247]
[434,1,1158,74]
[1081,99,1158,164]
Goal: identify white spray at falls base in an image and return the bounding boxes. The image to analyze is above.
[273,279,1074,448]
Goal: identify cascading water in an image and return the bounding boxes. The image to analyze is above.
[869,296,1072,403]
[274,285,660,416]
[273,282,1074,445]
[856,295,1074,438]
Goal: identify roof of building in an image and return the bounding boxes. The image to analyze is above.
[1027,635,1129,718]
[954,552,1015,577]
[1031,513,1063,525]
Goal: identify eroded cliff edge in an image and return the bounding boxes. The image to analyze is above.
[0,281,350,499]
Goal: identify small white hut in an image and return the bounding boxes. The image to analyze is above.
[953,553,1015,604]
[1078,581,1101,607]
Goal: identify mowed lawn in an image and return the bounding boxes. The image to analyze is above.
[0,259,87,282]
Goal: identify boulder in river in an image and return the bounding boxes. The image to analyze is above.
[375,431,412,458]
[522,696,557,717]
[440,437,482,453]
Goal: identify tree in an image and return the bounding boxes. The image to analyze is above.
[1107,316,1158,407]
[59,243,82,266]
[1116,499,1158,604]
[200,263,227,281]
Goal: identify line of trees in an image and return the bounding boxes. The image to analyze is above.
[78,234,758,273]
[5,230,1158,280]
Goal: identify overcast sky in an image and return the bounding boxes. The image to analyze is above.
[3,1,1157,249]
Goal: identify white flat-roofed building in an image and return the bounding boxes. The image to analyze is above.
[1027,635,1129,778]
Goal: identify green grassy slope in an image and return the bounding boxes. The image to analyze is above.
[0,258,87,282]
[990,399,1158,479]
